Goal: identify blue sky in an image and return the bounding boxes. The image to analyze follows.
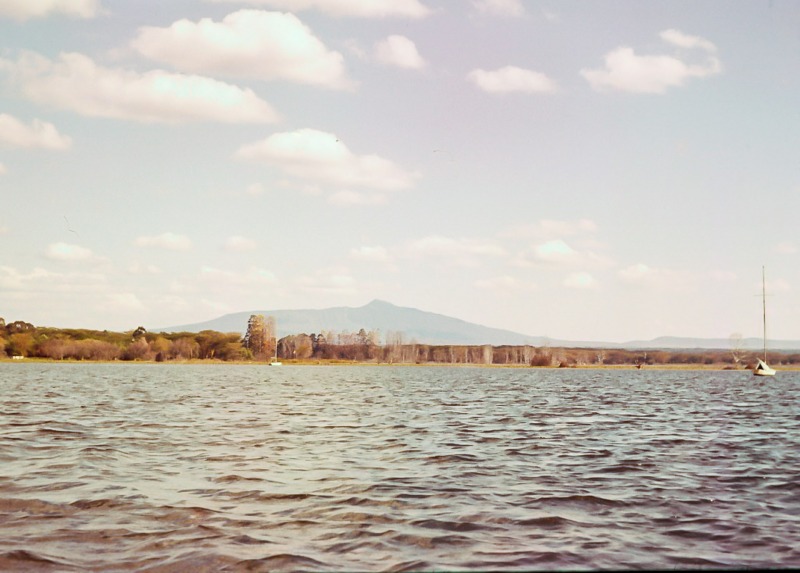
[1,0,799,343]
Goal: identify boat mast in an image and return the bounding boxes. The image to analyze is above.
[762,266,767,362]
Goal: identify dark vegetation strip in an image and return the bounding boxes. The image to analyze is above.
[1,318,796,368]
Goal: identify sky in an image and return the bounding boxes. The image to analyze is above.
[1,0,799,343]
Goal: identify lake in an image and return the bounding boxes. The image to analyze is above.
[1,363,799,571]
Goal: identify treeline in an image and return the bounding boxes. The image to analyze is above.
[2,317,798,367]
[0,320,246,362]
[280,334,800,368]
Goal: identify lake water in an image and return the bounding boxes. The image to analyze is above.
[1,363,799,571]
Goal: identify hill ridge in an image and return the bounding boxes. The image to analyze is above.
[157,300,800,350]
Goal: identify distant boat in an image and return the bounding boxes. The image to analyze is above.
[754,266,776,377]
[269,360,283,366]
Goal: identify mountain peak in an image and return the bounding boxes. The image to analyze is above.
[363,299,396,309]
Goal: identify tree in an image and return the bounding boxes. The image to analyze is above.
[278,334,314,360]
[170,337,199,360]
[123,338,151,361]
[243,314,271,360]
[6,321,34,334]
[196,330,243,360]
[729,332,744,368]
[8,332,34,357]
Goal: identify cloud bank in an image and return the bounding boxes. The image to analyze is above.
[0,113,72,149]
[472,0,525,18]
[581,29,721,93]
[0,51,279,123]
[374,35,426,69]
[468,66,557,93]
[132,10,352,89]
[206,0,432,18]
[236,128,418,191]
[0,0,102,20]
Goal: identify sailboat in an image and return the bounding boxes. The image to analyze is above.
[754,266,776,377]
[269,339,282,366]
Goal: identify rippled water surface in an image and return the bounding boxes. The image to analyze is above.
[1,363,799,571]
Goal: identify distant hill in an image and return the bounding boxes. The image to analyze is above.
[157,299,546,346]
[620,336,800,352]
[156,299,800,350]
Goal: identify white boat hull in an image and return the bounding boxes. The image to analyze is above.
[754,359,776,376]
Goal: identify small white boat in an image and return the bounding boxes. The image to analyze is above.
[754,358,775,376]
[754,266,776,377]
[269,359,282,366]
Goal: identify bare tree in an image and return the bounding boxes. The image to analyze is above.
[729,332,744,368]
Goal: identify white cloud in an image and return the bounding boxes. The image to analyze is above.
[128,262,161,274]
[468,66,557,94]
[618,263,692,291]
[224,235,257,251]
[0,265,107,295]
[534,239,577,262]
[135,232,192,251]
[0,51,279,123]
[0,163,6,175]
[660,29,717,52]
[101,292,147,312]
[200,265,276,286]
[504,218,597,239]
[350,245,390,262]
[45,242,96,262]
[407,235,506,267]
[472,0,525,18]
[516,237,612,269]
[564,271,598,289]
[581,29,721,94]
[236,128,418,191]
[0,0,102,20]
[503,220,611,271]
[132,10,352,90]
[296,267,357,295]
[0,113,72,149]
[374,35,426,69]
[618,263,653,283]
[205,0,432,18]
[0,265,57,290]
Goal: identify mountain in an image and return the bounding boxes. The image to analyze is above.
[157,299,546,346]
[620,336,800,351]
[156,300,800,350]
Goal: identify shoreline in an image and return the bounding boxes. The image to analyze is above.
[2,357,796,371]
